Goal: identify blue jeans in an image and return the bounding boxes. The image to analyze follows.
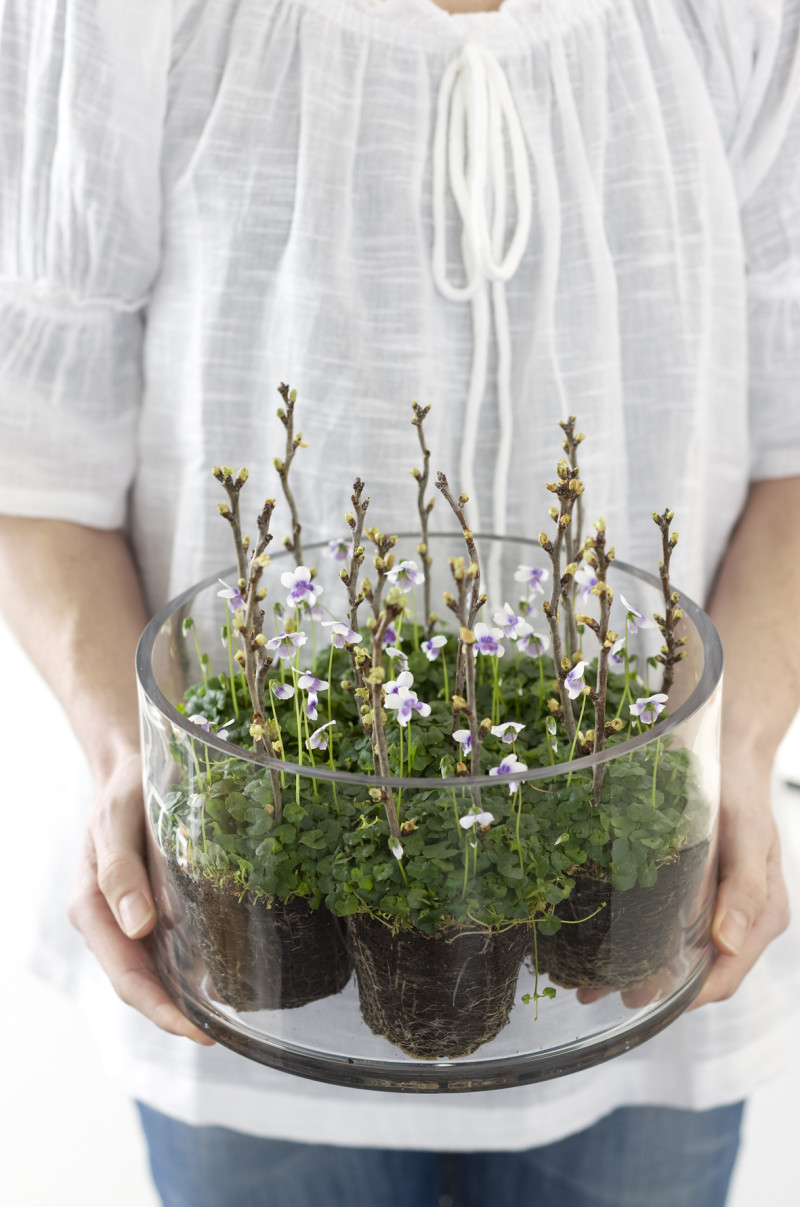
[137,1099,744,1207]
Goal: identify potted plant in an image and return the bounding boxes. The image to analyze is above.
[137,387,721,1073]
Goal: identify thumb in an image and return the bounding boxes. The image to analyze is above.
[91,754,156,939]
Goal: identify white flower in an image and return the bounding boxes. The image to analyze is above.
[389,837,404,861]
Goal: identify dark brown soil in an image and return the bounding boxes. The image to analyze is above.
[346,916,530,1059]
[161,856,353,1012]
[536,843,711,990]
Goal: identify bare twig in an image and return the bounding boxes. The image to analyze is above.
[364,528,397,622]
[539,458,584,745]
[652,508,687,695]
[215,468,283,822]
[275,382,305,566]
[443,558,485,813]
[435,472,486,715]
[575,520,616,805]
[411,402,435,638]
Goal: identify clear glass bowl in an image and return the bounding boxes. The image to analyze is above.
[136,533,722,1092]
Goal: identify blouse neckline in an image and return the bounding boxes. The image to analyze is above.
[288,0,615,54]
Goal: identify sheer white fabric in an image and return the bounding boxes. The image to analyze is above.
[2,0,800,1149]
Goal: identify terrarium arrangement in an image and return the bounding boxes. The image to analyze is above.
[138,385,721,1082]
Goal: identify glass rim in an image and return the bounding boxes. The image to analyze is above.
[135,533,723,790]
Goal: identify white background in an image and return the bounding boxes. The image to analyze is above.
[2,616,799,1206]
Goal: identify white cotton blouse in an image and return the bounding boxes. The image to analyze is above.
[3,0,800,1149]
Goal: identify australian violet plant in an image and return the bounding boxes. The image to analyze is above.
[174,385,694,938]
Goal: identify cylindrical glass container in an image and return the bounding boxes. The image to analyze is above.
[136,534,722,1091]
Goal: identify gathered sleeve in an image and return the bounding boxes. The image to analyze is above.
[726,0,800,481]
[0,2,170,527]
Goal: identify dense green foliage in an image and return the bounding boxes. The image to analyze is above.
[155,634,704,935]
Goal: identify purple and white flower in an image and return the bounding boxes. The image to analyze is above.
[189,714,231,742]
[609,636,626,666]
[422,634,447,661]
[305,692,319,721]
[270,681,295,701]
[216,579,246,610]
[619,594,653,636]
[384,672,431,728]
[295,671,328,694]
[326,537,353,562]
[565,660,588,699]
[472,622,505,658]
[629,693,668,725]
[382,623,399,647]
[574,565,598,601]
[459,811,495,830]
[386,560,425,589]
[385,670,415,699]
[489,754,528,794]
[306,720,335,752]
[384,645,410,673]
[491,721,525,744]
[322,620,362,648]
[281,565,322,609]
[518,630,550,659]
[266,630,308,661]
[513,565,549,594]
[452,728,472,756]
[493,602,533,642]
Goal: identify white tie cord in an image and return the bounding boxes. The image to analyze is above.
[432,42,532,601]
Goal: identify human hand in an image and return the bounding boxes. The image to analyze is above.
[690,754,790,1009]
[68,751,215,1045]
